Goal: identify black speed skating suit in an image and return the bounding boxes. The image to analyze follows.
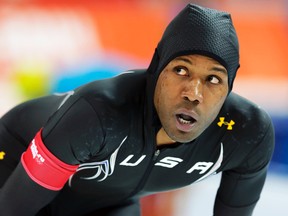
[0,70,274,215]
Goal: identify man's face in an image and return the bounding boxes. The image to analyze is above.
[154,54,229,143]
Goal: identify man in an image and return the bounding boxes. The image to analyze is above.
[0,3,274,216]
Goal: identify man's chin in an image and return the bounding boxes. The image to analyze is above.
[169,132,197,144]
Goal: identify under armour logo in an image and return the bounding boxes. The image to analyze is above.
[217,117,235,130]
[0,151,5,160]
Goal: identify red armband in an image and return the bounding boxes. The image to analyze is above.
[21,129,79,191]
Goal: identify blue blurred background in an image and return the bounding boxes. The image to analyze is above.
[0,0,287,215]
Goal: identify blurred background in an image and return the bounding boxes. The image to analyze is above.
[0,0,287,215]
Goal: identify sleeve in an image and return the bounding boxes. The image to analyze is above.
[41,96,105,164]
[0,162,58,216]
[0,96,104,215]
[213,117,275,216]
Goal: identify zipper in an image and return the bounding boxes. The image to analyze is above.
[128,147,161,199]
[127,127,161,198]
[153,149,160,161]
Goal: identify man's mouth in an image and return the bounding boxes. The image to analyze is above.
[176,114,196,124]
[175,111,198,132]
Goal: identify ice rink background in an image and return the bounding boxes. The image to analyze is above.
[0,0,287,215]
[171,171,288,216]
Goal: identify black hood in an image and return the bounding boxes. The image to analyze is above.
[147,3,240,91]
[145,3,240,127]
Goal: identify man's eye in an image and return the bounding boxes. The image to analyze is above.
[208,76,220,84]
[174,67,188,76]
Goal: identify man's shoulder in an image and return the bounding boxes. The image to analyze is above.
[221,92,273,138]
[74,69,147,105]
[218,93,275,174]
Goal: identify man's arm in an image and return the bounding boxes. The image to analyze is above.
[0,96,99,215]
[0,162,59,216]
[213,119,275,216]
[0,128,79,216]
[213,167,267,216]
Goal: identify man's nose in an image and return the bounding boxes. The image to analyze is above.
[181,79,204,104]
